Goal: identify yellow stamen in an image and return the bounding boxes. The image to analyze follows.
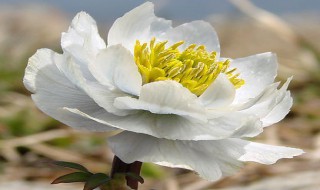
[134,38,245,96]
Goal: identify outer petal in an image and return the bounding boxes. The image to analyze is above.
[63,106,263,140]
[108,132,238,181]
[108,2,172,51]
[89,45,142,96]
[239,141,304,164]
[160,20,220,54]
[114,80,207,122]
[108,132,303,181]
[199,74,235,109]
[23,49,115,131]
[230,52,278,104]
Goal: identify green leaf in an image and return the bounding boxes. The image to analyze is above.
[124,172,144,184]
[84,173,111,190]
[51,172,92,184]
[53,161,91,173]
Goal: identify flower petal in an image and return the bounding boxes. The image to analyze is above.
[160,20,220,54]
[239,78,292,127]
[230,52,278,104]
[108,132,229,181]
[23,49,115,131]
[55,50,134,116]
[262,91,293,126]
[199,74,235,108]
[108,132,302,181]
[114,80,207,122]
[89,45,142,96]
[61,11,106,57]
[239,141,304,164]
[108,2,172,51]
[55,16,126,116]
[61,12,106,82]
[213,113,263,138]
[64,105,262,140]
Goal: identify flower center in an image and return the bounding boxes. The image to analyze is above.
[134,38,244,96]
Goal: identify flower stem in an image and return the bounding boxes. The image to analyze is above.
[110,156,142,190]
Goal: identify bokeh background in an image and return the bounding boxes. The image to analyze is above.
[0,0,319,189]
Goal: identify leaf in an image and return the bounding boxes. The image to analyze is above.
[84,173,111,190]
[51,172,92,184]
[52,161,91,173]
[124,172,144,184]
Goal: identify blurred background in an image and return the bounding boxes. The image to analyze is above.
[0,0,319,189]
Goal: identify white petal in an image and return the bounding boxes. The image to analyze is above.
[23,49,115,131]
[83,82,136,116]
[239,78,292,127]
[61,12,106,82]
[108,2,172,52]
[108,132,226,181]
[214,113,263,138]
[64,106,262,140]
[239,141,304,164]
[160,20,220,54]
[61,12,106,56]
[24,49,65,93]
[262,91,292,126]
[199,74,235,108]
[55,51,133,116]
[109,132,303,181]
[234,82,280,112]
[114,80,207,121]
[231,52,278,104]
[89,45,142,95]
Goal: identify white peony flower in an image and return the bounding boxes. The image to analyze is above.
[24,2,303,181]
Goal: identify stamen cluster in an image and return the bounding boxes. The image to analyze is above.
[134,38,244,96]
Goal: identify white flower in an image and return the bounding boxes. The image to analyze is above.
[24,2,303,181]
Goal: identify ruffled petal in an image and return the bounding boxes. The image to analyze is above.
[108,2,172,52]
[108,132,303,181]
[239,78,292,127]
[114,80,207,122]
[89,45,142,96]
[23,49,115,131]
[262,91,292,126]
[199,74,235,109]
[230,52,278,104]
[160,20,220,54]
[61,12,106,82]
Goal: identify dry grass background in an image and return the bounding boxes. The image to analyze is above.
[0,1,319,190]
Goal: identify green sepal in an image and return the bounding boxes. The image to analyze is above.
[84,173,111,190]
[51,172,92,184]
[52,161,91,173]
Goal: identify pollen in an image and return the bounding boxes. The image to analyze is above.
[134,38,244,96]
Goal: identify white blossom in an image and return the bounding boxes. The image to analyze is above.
[24,2,303,181]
